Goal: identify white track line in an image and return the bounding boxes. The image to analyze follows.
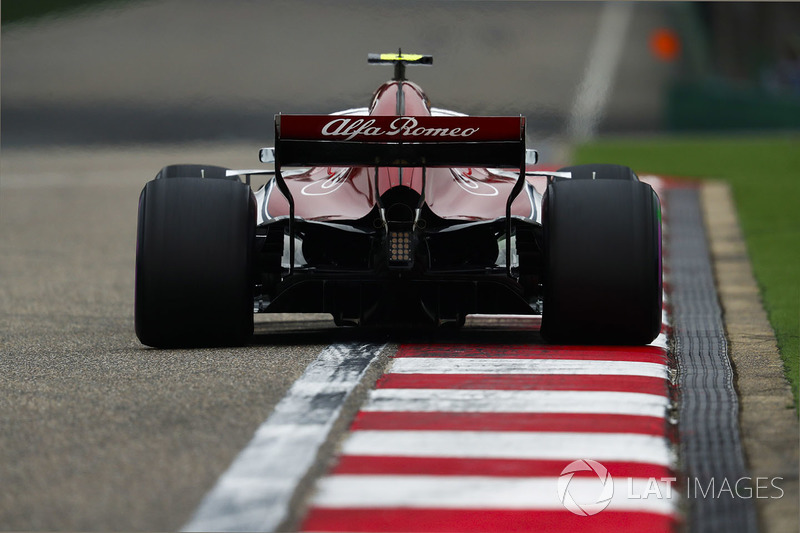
[340,430,673,466]
[182,342,386,533]
[389,358,668,378]
[312,475,678,514]
[566,1,635,140]
[363,389,670,417]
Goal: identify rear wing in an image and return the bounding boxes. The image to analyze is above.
[270,114,529,277]
[274,114,526,168]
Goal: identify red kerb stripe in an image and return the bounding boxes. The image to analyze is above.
[350,411,670,436]
[332,456,676,479]
[395,344,669,364]
[301,508,680,532]
[375,373,670,395]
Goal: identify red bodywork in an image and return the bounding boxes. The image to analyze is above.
[264,81,536,223]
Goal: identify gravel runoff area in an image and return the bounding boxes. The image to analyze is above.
[701,182,799,533]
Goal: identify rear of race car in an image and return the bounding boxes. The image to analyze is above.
[254,113,541,327]
[134,52,662,348]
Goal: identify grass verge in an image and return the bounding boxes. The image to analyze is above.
[574,135,799,409]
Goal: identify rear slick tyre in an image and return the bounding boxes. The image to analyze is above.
[135,177,255,348]
[540,179,662,345]
[155,164,241,181]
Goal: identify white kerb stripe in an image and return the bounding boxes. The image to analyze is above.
[312,475,679,515]
[389,358,668,378]
[341,430,673,466]
[364,389,670,418]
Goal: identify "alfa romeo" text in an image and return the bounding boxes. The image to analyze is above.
[321,117,479,140]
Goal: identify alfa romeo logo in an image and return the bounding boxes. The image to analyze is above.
[320,116,480,141]
[557,460,614,516]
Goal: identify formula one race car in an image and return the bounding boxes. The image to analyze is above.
[135,53,662,348]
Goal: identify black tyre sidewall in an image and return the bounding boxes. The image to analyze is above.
[155,164,240,181]
[135,178,255,347]
[557,163,639,181]
[541,179,662,344]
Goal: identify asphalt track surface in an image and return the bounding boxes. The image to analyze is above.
[1,146,338,531]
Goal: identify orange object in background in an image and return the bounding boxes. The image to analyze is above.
[650,28,681,62]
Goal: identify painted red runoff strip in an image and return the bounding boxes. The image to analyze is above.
[350,411,670,436]
[332,456,676,480]
[375,373,670,395]
[302,508,680,533]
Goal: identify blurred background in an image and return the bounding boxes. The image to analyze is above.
[4,1,798,155]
